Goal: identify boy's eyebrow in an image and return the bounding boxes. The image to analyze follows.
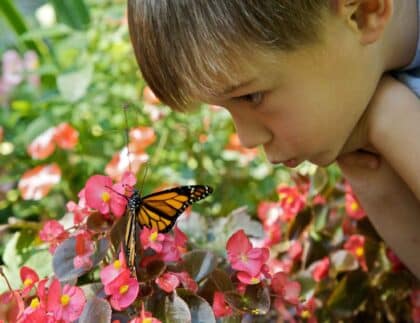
[219,78,257,97]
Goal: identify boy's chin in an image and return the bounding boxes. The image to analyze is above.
[308,152,339,167]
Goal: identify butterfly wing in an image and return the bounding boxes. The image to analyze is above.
[137,185,213,233]
[124,205,138,274]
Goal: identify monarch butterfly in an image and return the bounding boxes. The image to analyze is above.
[123,185,213,273]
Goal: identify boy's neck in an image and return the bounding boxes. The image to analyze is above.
[384,0,418,71]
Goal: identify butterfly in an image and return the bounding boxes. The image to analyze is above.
[123,184,213,273]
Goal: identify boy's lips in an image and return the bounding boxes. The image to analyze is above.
[270,158,301,167]
[283,159,299,167]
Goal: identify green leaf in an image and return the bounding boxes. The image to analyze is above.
[182,250,218,282]
[164,294,192,323]
[309,167,328,197]
[199,269,234,305]
[80,283,104,299]
[24,249,53,279]
[224,283,270,315]
[57,64,93,102]
[327,270,369,317]
[287,207,312,240]
[0,0,46,54]
[20,24,72,41]
[3,233,22,270]
[50,0,90,30]
[78,297,112,323]
[330,250,359,274]
[53,237,108,281]
[178,289,216,323]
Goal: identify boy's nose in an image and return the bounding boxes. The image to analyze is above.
[229,111,272,149]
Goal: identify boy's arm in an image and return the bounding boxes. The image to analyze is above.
[338,156,420,279]
[368,75,420,200]
[336,75,420,278]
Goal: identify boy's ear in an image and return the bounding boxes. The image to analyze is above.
[333,0,393,45]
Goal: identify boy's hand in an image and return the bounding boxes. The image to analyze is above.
[337,151,420,278]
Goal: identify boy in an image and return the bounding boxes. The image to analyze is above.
[127,0,420,279]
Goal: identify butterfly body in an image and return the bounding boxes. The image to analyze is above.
[123,185,213,273]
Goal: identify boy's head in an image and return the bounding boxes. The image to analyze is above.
[128,0,395,166]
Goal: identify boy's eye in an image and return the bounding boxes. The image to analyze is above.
[237,92,263,106]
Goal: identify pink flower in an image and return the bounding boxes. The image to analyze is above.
[344,234,367,271]
[66,200,90,225]
[27,123,78,160]
[297,297,317,323]
[53,123,79,150]
[257,201,283,226]
[155,272,180,293]
[226,230,269,277]
[271,272,301,305]
[236,264,271,285]
[104,269,139,311]
[129,303,162,323]
[277,185,306,221]
[27,127,56,159]
[84,175,128,217]
[386,248,405,272]
[18,164,61,200]
[73,231,95,270]
[288,240,303,262]
[19,297,47,323]
[100,250,128,286]
[212,291,233,318]
[345,184,366,220]
[412,307,420,323]
[260,222,282,248]
[140,227,165,252]
[312,194,326,205]
[411,289,420,307]
[174,226,188,250]
[173,272,198,293]
[411,290,420,323]
[39,220,69,253]
[310,257,330,282]
[46,278,86,322]
[268,258,293,275]
[0,291,24,322]
[159,228,187,262]
[20,266,39,297]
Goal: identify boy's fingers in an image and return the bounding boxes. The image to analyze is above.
[336,150,380,169]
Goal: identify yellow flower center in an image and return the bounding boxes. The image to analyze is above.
[150,231,158,241]
[101,191,110,202]
[240,254,248,263]
[350,201,359,211]
[250,277,259,284]
[30,297,40,309]
[142,319,152,323]
[23,278,33,287]
[119,284,129,294]
[60,294,70,306]
[301,310,311,319]
[356,247,364,257]
[113,260,121,269]
[286,196,294,204]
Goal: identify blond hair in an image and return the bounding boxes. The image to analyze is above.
[128,1,331,110]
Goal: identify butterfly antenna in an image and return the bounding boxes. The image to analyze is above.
[105,185,129,201]
[122,103,132,173]
[138,163,149,197]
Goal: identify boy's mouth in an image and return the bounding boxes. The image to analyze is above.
[283,159,299,167]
